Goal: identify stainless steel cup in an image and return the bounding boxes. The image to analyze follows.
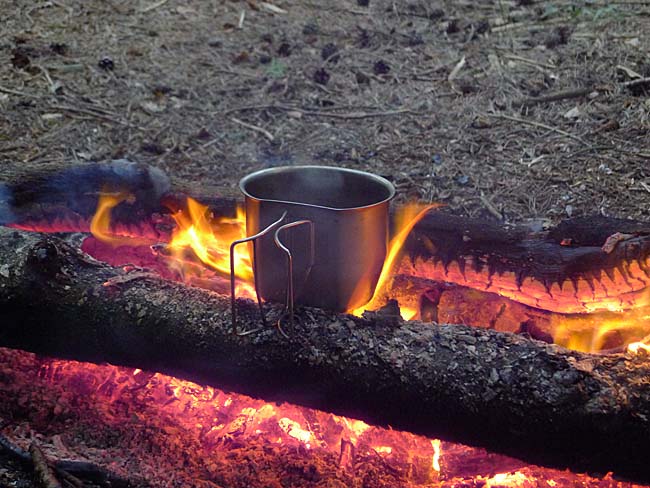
[239,166,395,312]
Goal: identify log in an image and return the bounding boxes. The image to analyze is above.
[2,227,650,482]
[403,213,650,314]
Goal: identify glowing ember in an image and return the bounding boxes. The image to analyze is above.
[350,203,437,317]
[628,340,650,354]
[549,309,650,353]
[484,471,531,487]
[0,347,643,487]
[431,438,441,472]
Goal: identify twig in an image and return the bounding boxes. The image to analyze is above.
[621,77,650,88]
[103,271,161,287]
[492,17,571,33]
[29,443,62,488]
[0,433,127,487]
[486,113,590,146]
[0,86,39,98]
[448,56,466,82]
[292,108,413,120]
[260,2,287,14]
[513,77,650,108]
[222,104,416,119]
[513,87,595,108]
[139,0,169,13]
[49,104,142,129]
[231,117,275,142]
[503,54,557,70]
[480,193,504,221]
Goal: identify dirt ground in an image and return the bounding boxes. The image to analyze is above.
[1,0,649,223]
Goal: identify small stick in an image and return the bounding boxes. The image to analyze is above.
[621,77,650,88]
[448,56,466,82]
[503,54,557,70]
[222,104,415,119]
[29,443,62,488]
[513,87,595,108]
[0,433,118,487]
[50,105,128,126]
[231,117,275,142]
[139,0,169,13]
[295,108,413,120]
[486,113,590,146]
[0,85,39,98]
[480,193,504,221]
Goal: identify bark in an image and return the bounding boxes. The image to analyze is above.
[1,227,650,482]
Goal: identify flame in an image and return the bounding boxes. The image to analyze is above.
[549,310,650,353]
[90,191,151,247]
[431,438,441,472]
[167,198,252,282]
[628,341,650,354]
[90,193,256,297]
[350,203,438,317]
[401,306,418,321]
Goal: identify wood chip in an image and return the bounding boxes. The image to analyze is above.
[260,2,287,14]
[447,55,466,82]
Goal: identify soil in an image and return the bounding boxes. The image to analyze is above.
[1,0,649,223]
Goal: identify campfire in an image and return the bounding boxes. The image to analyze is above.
[2,161,650,487]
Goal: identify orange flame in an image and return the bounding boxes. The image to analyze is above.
[350,203,438,318]
[165,198,255,297]
[167,198,252,281]
[91,194,256,297]
[549,309,650,353]
[431,438,442,472]
[90,191,151,247]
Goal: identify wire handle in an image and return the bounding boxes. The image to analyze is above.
[273,220,315,335]
[230,211,287,335]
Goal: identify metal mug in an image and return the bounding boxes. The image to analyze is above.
[230,166,395,333]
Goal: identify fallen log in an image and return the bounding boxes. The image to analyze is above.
[1,227,650,482]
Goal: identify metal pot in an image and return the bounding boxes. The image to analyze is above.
[231,166,394,327]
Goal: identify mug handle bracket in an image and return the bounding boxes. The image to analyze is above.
[273,220,315,336]
[230,211,287,335]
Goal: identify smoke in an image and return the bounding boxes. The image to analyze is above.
[0,183,16,224]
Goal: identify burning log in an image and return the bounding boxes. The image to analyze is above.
[2,227,650,482]
[402,213,650,314]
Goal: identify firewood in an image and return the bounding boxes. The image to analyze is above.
[1,227,650,482]
[29,443,62,488]
[0,432,130,488]
[403,212,650,314]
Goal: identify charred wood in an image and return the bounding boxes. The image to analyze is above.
[29,443,62,488]
[403,213,650,314]
[1,228,650,481]
[0,433,138,488]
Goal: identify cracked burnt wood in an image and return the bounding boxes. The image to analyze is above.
[1,227,650,482]
[403,213,650,314]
